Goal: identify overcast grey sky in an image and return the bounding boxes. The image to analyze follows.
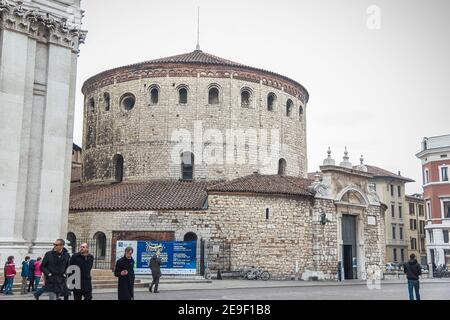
[74,0,450,194]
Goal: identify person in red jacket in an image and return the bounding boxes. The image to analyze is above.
[4,256,16,295]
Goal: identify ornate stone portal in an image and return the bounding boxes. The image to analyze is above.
[0,0,86,264]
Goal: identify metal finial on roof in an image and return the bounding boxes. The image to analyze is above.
[360,155,364,165]
[196,7,201,51]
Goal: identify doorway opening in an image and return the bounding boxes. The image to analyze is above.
[342,214,357,279]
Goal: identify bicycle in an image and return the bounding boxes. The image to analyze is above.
[241,266,270,281]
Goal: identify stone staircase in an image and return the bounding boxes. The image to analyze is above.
[1,269,148,293]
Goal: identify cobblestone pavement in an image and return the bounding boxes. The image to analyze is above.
[1,280,449,300]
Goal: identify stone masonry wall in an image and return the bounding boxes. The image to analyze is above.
[207,193,314,279]
[311,199,339,280]
[82,76,307,184]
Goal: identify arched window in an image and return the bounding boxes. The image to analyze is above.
[267,93,276,111]
[299,105,304,121]
[113,154,124,183]
[67,232,77,254]
[286,99,293,117]
[181,152,194,181]
[88,98,95,113]
[179,87,188,104]
[208,87,219,105]
[93,232,107,259]
[150,87,159,105]
[183,232,198,242]
[241,89,252,107]
[120,93,136,111]
[104,93,110,111]
[278,158,287,175]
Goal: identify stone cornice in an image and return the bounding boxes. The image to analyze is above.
[320,165,374,179]
[81,62,309,104]
[0,0,86,52]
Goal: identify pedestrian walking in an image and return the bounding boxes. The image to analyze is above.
[20,256,31,295]
[37,238,71,300]
[0,264,5,293]
[4,256,16,295]
[149,251,162,293]
[69,243,94,300]
[403,253,422,300]
[114,246,135,300]
[34,257,42,290]
[27,257,36,292]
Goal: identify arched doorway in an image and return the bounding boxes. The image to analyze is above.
[336,188,369,280]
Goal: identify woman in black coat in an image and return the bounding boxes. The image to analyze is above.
[114,247,135,300]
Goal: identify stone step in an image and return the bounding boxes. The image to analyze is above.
[6,279,146,293]
[9,279,141,287]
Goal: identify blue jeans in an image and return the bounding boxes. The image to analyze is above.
[35,284,47,297]
[408,280,420,300]
[4,278,14,294]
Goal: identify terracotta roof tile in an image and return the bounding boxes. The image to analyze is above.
[207,173,314,197]
[70,174,315,212]
[359,165,415,182]
[145,50,246,68]
[70,180,217,212]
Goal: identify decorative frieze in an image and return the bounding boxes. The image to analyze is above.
[0,0,86,52]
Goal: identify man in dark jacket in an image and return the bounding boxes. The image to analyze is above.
[69,243,94,300]
[403,253,422,300]
[149,251,162,293]
[114,247,135,300]
[39,238,71,300]
[27,258,36,292]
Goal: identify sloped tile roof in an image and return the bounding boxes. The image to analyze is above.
[144,50,246,68]
[207,173,314,197]
[70,180,217,212]
[360,165,415,182]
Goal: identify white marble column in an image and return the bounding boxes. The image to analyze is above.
[0,29,35,261]
[0,0,86,264]
[31,43,75,252]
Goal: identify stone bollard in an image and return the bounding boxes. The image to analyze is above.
[428,263,433,279]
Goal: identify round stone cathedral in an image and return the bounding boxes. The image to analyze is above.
[81,49,308,184]
[70,49,386,280]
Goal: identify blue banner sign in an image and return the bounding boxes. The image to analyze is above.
[116,240,197,275]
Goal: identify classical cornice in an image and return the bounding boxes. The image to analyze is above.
[81,50,310,104]
[82,62,309,104]
[0,0,87,52]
